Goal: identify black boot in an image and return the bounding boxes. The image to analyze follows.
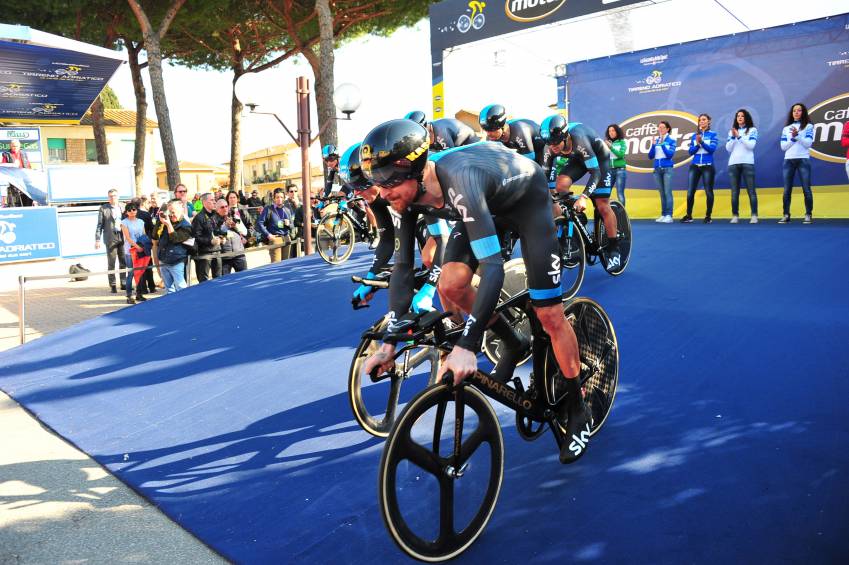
[558,376,593,464]
[488,314,530,383]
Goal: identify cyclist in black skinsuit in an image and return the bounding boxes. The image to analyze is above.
[321,144,341,197]
[361,119,593,464]
[404,111,478,152]
[341,142,451,312]
[479,104,547,166]
[540,115,621,270]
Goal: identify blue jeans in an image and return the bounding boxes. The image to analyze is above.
[124,252,135,297]
[161,262,187,293]
[653,167,673,216]
[782,158,812,215]
[728,163,757,216]
[612,167,627,206]
[686,164,715,217]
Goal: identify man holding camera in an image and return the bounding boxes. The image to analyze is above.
[216,198,249,274]
[191,192,226,281]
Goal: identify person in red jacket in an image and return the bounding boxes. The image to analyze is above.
[1,139,31,168]
[841,120,849,183]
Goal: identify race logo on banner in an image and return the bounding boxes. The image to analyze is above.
[506,0,566,22]
[628,69,682,95]
[809,92,849,164]
[620,111,699,172]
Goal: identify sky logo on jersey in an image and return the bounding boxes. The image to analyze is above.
[505,0,566,23]
[619,111,699,173]
[463,314,477,337]
[808,92,849,163]
[548,253,560,285]
[448,188,474,222]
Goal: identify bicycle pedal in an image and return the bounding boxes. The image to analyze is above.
[511,377,525,393]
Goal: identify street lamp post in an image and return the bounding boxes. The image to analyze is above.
[237,74,361,255]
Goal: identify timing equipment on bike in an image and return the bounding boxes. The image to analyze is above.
[540,114,570,145]
[361,119,429,188]
[479,104,507,131]
[403,110,428,128]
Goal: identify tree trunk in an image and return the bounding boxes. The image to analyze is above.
[313,0,337,150]
[90,96,109,164]
[145,35,181,190]
[127,0,185,191]
[230,75,244,195]
[127,41,147,195]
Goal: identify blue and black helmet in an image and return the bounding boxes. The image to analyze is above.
[540,114,569,145]
[321,144,338,159]
[479,104,506,131]
[404,110,428,128]
[338,143,372,192]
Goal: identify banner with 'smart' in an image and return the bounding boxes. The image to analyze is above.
[566,15,849,190]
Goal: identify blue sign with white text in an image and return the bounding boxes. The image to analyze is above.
[0,39,122,123]
[0,207,61,263]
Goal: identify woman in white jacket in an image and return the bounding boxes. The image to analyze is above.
[779,103,814,224]
[726,108,759,223]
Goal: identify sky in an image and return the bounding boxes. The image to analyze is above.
[105,0,847,167]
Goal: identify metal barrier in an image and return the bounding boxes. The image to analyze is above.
[15,239,301,345]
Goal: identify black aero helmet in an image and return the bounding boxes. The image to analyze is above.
[404,110,428,127]
[321,144,338,159]
[540,114,569,145]
[479,104,507,131]
[361,119,429,188]
[339,142,371,192]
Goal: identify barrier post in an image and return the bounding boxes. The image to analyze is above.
[18,275,26,345]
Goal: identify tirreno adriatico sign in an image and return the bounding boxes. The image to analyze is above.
[808,92,849,163]
[0,208,61,264]
[619,110,699,173]
[505,0,566,22]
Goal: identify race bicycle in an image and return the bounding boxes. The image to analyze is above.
[374,293,619,561]
[554,192,633,299]
[315,195,375,265]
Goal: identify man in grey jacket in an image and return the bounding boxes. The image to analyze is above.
[95,188,125,293]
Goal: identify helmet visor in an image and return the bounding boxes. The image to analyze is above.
[370,166,408,188]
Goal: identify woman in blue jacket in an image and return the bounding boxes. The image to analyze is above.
[649,120,676,223]
[682,113,719,223]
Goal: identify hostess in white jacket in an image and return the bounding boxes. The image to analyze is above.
[726,127,758,166]
[780,122,814,159]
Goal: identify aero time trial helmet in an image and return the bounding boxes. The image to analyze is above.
[404,110,428,128]
[321,144,338,159]
[479,104,507,131]
[540,114,569,145]
[338,143,372,192]
[361,119,429,188]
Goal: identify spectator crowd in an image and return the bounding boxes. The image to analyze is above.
[94,184,319,301]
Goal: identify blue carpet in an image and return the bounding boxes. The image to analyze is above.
[2,222,848,564]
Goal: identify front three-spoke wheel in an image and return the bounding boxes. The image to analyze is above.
[348,317,440,437]
[379,384,503,562]
[316,214,356,264]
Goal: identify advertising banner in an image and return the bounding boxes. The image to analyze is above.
[565,15,849,190]
[0,39,122,124]
[0,207,61,263]
[429,0,647,117]
[0,127,42,169]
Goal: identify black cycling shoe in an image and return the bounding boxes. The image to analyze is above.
[605,248,622,272]
[558,381,593,464]
[680,215,693,223]
[490,335,530,383]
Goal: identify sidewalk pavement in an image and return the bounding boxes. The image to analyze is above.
[0,249,286,564]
